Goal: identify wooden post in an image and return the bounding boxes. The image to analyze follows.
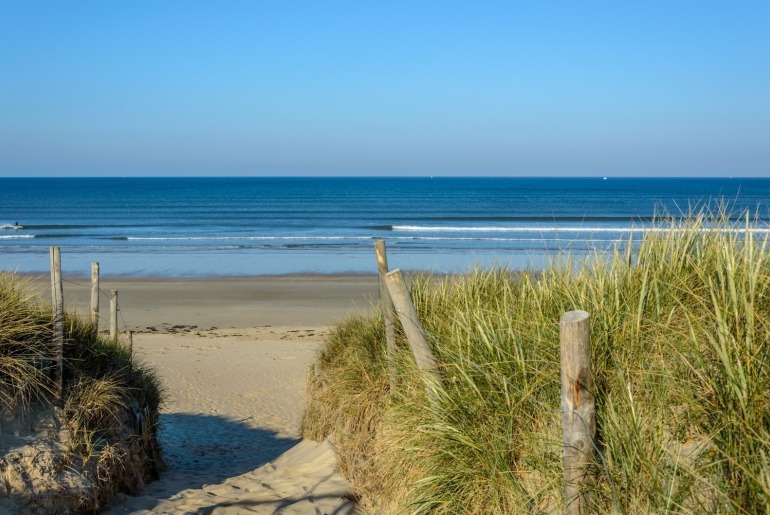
[90,262,99,331]
[110,290,118,341]
[374,240,396,388]
[49,247,64,399]
[128,330,134,376]
[560,310,596,514]
[384,269,437,373]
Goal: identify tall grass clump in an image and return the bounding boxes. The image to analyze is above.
[0,272,163,508]
[304,211,770,514]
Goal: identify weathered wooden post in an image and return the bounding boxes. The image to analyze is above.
[560,310,596,514]
[110,290,118,341]
[49,247,64,399]
[374,240,397,388]
[384,269,438,381]
[90,262,99,331]
[128,330,134,375]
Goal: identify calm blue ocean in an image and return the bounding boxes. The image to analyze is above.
[1,177,769,277]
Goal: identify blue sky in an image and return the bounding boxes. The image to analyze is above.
[1,1,768,177]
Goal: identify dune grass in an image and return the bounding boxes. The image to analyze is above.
[0,272,163,474]
[303,212,770,514]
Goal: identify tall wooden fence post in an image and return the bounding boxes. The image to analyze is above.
[560,310,596,514]
[374,240,397,389]
[110,290,118,341]
[90,262,100,331]
[384,269,438,401]
[49,247,64,400]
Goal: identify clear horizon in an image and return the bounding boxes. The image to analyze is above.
[1,175,769,179]
[1,1,768,178]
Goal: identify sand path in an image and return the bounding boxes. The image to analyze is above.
[104,327,362,514]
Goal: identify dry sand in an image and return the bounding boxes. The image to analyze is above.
[27,274,378,514]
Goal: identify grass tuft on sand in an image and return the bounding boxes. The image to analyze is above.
[0,272,163,511]
[304,211,770,514]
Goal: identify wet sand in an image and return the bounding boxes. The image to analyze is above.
[38,273,379,330]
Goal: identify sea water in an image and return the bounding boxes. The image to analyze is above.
[1,177,769,277]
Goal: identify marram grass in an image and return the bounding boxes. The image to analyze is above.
[0,272,163,465]
[303,213,770,514]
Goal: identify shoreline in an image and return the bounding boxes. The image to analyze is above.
[17,271,380,280]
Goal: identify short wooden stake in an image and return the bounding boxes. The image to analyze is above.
[49,247,64,400]
[374,240,397,388]
[110,290,118,341]
[90,262,100,331]
[384,269,437,373]
[128,330,134,376]
[560,310,596,514]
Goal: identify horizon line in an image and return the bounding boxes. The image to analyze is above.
[0,175,765,180]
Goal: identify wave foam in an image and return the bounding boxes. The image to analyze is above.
[0,234,35,239]
[125,236,375,241]
[392,225,770,233]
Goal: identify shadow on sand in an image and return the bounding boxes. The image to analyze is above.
[157,412,299,485]
[104,412,300,512]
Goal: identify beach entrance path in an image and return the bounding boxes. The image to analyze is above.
[103,326,363,514]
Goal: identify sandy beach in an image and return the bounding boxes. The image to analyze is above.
[26,274,378,514]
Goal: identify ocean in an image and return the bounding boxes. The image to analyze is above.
[1,177,769,277]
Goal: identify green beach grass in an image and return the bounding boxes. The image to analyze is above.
[0,273,163,511]
[303,212,770,514]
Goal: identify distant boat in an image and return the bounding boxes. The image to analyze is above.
[603,177,608,180]
[0,223,23,230]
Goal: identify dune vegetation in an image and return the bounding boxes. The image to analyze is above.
[304,211,770,514]
[0,273,163,513]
